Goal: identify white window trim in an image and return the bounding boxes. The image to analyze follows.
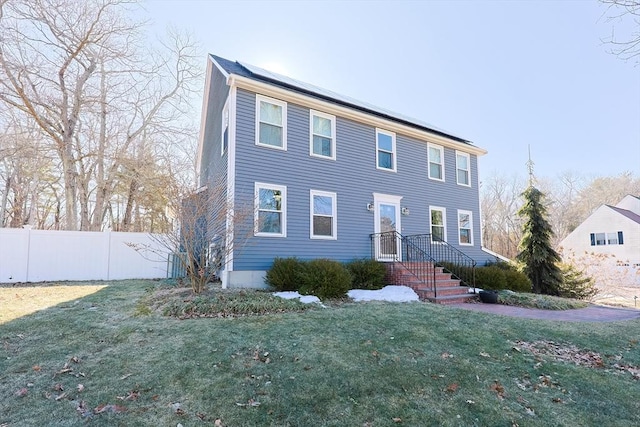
[310,190,337,240]
[457,209,473,246]
[221,97,230,156]
[255,94,287,151]
[254,182,287,237]
[375,128,397,172]
[429,206,447,243]
[428,143,445,182]
[456,151,471,187]
[309,110,336,160]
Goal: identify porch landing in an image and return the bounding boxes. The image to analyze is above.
[384,262,477,305]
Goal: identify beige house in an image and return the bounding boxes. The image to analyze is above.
[560,195,640,285]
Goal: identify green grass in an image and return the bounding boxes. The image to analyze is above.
[1,280,639,426]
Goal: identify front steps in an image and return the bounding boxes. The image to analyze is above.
[384,262,477,304]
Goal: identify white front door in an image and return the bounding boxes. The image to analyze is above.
[373,193,402,261]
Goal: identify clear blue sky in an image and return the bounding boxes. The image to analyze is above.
[143,0,640,183]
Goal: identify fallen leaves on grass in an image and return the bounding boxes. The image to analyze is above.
[15,387,28,397]
[94,404,127,414]
[613,364,640,380]
[445,383,459,393]
[515,340,604,368]
[490,381,506,400]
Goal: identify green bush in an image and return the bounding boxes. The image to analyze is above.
[558,263,598,300]
[503,269,532,292]
[265,257,304,291]
[474,266,507,290]
[346,259,386,290]
[298,258,352,300]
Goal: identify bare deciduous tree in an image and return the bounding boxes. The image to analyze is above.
[600,0,640,65]
[0,0,201,231]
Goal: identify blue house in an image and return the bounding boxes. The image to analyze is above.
[197,54,497,299]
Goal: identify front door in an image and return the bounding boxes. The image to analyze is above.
[373,194,402,261]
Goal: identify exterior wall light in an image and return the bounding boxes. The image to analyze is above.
[367,202,374,212]
[401,207,410,216]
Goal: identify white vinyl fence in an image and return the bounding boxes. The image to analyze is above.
[0,227,172,283]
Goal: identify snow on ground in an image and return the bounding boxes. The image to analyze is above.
[272,291,321,304]
[348,285,419,302]
[273,285,419,304]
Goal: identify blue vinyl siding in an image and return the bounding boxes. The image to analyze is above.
[231,88,489,271]
[200,64,230,241]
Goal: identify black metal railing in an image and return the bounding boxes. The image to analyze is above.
[370,232,476,296]
[403,234,476,288]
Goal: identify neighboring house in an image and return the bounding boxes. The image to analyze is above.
[559,195,640,284]
[197,54,498,290]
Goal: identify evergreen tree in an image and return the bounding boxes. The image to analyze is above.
[516,186,563,295]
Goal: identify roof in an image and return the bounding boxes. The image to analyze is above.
[608,205,640,225]
[210,54,471,145]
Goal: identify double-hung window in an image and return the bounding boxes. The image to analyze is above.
[255,182,287,237]
[590,231,624,246]
[376,129,396,171]
[310,110,336,160]
[428,143,444,181]
[256,95,287,150]
[458,210,473,245]
[456,151,471,186]
[221,99,229,155]
[430,206,447,242]
[310,190,337,239]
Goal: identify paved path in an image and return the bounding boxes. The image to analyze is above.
[449,303,640,322]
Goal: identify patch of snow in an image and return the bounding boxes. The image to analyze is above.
[347,285,419,302]
[272,291,321,304]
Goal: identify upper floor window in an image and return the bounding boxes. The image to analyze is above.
[430,206,447,242]
[590,231,623,246]
[456,151,470,186]
[310,110,336,160]
[255,182,287,237]
[458,210,473,245]
[310,190,337,239]
[256,95,287,150]
[221,99,229,155]
[376,129,396,172]
[428,143,444,181]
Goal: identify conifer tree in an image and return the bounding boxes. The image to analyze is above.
[516,185,563,295]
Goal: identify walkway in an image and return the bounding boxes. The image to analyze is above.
[449,303,640,322]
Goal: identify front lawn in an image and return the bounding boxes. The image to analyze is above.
[1,280,639,426]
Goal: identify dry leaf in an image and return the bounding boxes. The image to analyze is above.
[32,365,41,371]
[445,383,459,393]
[15,388,28,397]
[77,384,85,392]
[214,419,223,427]
[490,381,506,400]
[55,392,67,401]
[392,417,402,423]
[479,352,491,358]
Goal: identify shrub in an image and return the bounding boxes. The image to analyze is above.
[503,269,532,292]
[346,259,386,290]
[298,258,352,300]
[265,257,304,291]
[558,263,598,300]
[474,266,507,290]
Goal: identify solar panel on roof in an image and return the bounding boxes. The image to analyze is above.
[239,61,466,142]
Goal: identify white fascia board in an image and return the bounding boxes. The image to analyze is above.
[210,55,230,79]
[195,58,214,185]
[224,86,238,276]
[228,74,488,156]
